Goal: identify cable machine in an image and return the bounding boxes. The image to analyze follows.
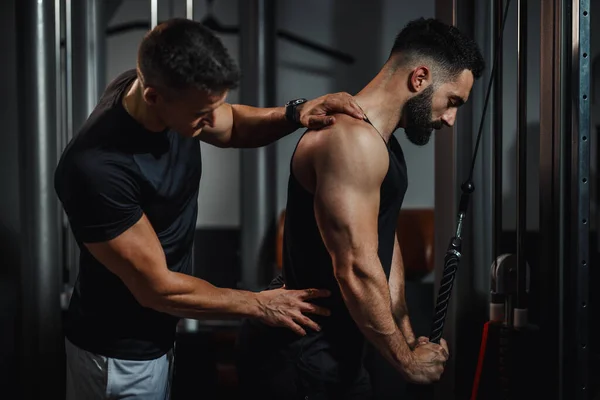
[432,0,591,399]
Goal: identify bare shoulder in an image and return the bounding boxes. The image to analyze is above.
[302,114,387,156]
[294,113,389,187]
[319,114,388,167]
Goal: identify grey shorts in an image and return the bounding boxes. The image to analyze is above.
[65,338,174,400]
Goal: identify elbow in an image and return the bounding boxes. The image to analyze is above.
[130,272,173,311]
[333,254,372,289]
[135,287,163,310]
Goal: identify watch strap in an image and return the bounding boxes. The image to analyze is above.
[285,98,307,125]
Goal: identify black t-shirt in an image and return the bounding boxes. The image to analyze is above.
[54,69,202,360]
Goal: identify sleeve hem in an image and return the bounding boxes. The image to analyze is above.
[76,208,144,244]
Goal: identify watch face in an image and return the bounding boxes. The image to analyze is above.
[289,98,307,106]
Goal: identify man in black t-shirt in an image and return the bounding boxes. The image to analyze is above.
[54,18,365,400]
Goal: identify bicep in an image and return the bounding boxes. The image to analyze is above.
[84,213,169,307]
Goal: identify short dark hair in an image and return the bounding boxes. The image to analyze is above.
[137,18,240,94]
[390,18,485,81]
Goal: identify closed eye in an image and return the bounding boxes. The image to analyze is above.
[449,96,465,108]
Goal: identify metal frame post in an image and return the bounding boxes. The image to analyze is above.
[239,0,277,291]
[568,0,590,397]
[65,0,106,288]
[471,0,497,306]
[514,0,528,324]
[15,0,62,397]
[71,0,106,135]
[492,0,504,323]
[434,0,479,398]
[539,0,566,397]
[151,0,158,28]
[187,0,194,20]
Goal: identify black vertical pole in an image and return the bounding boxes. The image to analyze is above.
[514,0,528,324]
[539,0,566,397]
[239,0,278,291]
[493,0,504,307]
[571,0,590,398]
[15,0,62,397]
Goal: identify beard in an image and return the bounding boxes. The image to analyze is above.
[402,85,440,146]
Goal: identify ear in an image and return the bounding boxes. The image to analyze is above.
[408,66,431,93]
[142,86,160,106]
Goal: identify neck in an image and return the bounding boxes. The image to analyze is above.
[353,67,409,141]
[123,79,167,132]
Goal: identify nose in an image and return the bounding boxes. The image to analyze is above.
[442,108,457,127]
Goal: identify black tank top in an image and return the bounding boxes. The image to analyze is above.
[280,127,408,383]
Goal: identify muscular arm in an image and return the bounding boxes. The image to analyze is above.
[84,214,263,320]
[199,103,298,148]
[199,93,363,148]
[311,126,414,374]
[56,153,330,336]
[83,213,330,336]
[389,233,416,348]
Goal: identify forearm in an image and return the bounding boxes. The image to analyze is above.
[146,271,261,320]
[393,300,416,348]
[391,276,415,346]
[335,260,413,374]
[390,237,416,346]
[229,104,298,148]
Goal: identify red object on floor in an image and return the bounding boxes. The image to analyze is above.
[470,321,491,400]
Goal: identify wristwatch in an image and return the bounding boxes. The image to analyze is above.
[285,98,307,125]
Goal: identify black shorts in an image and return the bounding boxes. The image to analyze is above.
[236,320,372,400]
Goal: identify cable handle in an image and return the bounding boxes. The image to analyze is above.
[429,237,463,344]
[428,179,472,344]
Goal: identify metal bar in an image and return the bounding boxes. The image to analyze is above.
[71,0,106,133]
[539,0,565,397]
[15,0,62,396]
[239,0,277,291]
[55,0,64,284]
[470,0,495,304]
[187,0,194,20]
[493,0,504,313]
[151,0,158,28]
[54,0,61,158]
[68,0,106,287]
[64,0,79,288]
[571,0,590,397]
[558,3,570,398]
[433,0,458,396]
[557,1,568,397]
[433,0,483,398]
[515,0,528,317]
[452,1,478,395]
[65,0,73,143]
